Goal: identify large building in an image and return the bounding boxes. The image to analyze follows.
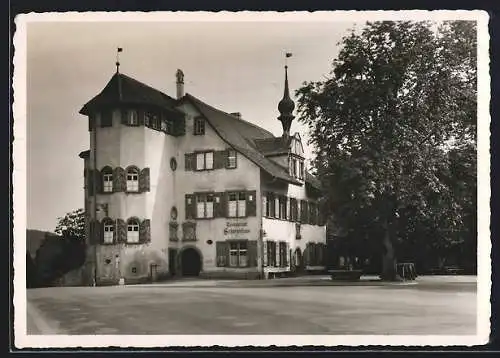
[79,60,327,285]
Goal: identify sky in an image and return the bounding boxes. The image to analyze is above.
[25,16,358,232]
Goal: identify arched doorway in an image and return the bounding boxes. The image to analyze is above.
[180,247,202,277]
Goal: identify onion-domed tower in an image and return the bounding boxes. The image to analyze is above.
[277,64,295,139]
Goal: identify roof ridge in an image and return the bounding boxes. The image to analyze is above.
[185,93,275,138]
[119,72,176,102]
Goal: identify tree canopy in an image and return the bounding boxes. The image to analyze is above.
[55,208,86,240]
[296,21,477,279]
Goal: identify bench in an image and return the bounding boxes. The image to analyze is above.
[443,266,464,275]
[329,269,363,281]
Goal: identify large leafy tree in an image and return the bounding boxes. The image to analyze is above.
[55,208,86,240]
[296,21,476,280]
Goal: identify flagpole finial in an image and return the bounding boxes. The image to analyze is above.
[116,47,123,73]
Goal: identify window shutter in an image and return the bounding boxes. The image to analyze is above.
[305,243,311,266]
[247,240,258,267]
[116,219,127,243]
[95,169,103,194]
[88,116,94,132]
[139,168,151,192]
[213,150,225,169]
[184,153,194,171]
[112,220,117,243]
[246,190,257,217]
[301,201,308,224]
[87,170,94,196]
[275,242,280,268]
[139,219,151,243]
[113,167,125,192]
[185,194,195,220]
[222,150,230,168]
[214,192,225,218]
[216,241,229,267]
[286,242,290,267]
[263,241,268,267]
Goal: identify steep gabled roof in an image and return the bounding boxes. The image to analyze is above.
[184,94,301,185]
[253,137,291,156]
[79,72,181,116]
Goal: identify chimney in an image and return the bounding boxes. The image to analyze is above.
[175,69,184,99]
[230,112,242,119]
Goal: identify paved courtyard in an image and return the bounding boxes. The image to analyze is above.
[26,275,477,335]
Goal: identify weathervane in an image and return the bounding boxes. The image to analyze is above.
[285,52,292,68]
[116,47,123,73]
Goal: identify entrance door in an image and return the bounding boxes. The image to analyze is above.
[180,248,202,277]
[168,249,178,277]
[295,248,304,273]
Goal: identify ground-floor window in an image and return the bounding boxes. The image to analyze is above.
[265,241,277,267]
[229,241,247,267]
[279,242,288,267]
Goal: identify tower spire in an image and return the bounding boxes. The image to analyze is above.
[278,52,295,139]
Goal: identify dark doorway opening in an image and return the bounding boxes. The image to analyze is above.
[295,248,304,273]
[180,248,201,277]
[168,248,178,277]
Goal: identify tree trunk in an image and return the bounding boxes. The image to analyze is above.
[380,221,398,281]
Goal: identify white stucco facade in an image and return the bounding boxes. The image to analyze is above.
[80,70,326,285]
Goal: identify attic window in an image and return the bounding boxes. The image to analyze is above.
[194,117,205,135]
[128,110,138,126]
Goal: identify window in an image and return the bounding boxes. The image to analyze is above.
[274,197,280,218]
[145,111,160,128]
[266,241,277,267]
[127,219,140,243]
[299,161,304,180]
[228,192,246,218]
[229,241,247,267]
[128,110,138,126]
[279,196,287,219]
[151,113,160,130]
[166,118,174,134]
[102,167,113,193]
[101,110,113,127]
[279,242,287,267]
[126,168,139,192]
[264,192,276,218]
[290,157,297,177]
[227,150,237,169]
[194,117,205,135]
[103,220,114,244]
[195,151,214,171]
[290,198,298,222]
[196,193,214,219]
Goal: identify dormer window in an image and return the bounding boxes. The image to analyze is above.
[289,155,305,180]
[194,117,205,135]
